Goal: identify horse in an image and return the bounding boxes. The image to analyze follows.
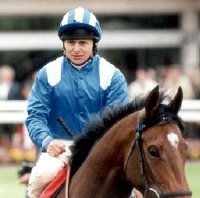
[54,86,192,198]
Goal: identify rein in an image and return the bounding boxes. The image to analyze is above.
[124,109,192,198]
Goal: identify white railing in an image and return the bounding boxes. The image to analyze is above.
[0,100,27,124]
[179,100,200,123]
[0,100,200,124]
[0,30,184,51]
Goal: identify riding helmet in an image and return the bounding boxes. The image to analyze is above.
[58,7,102,42]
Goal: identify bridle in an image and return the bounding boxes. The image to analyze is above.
[124,107,192,198]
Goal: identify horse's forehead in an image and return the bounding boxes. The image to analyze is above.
[167,132,179,149]
[142,122,181,144]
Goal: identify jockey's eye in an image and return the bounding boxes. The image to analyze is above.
[148,146,160,158]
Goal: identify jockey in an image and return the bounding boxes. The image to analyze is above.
[25,7,128,198]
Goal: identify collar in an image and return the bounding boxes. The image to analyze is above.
[67,57,93,70]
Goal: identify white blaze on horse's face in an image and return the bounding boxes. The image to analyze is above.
[167,132,179,149]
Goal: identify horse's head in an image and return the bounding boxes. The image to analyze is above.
[125,86,192,198]
[69,86,191,198]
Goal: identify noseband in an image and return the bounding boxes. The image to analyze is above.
[124,107,192,198]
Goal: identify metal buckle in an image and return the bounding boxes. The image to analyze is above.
[144,188,160,198]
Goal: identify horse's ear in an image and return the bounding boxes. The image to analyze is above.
[145,86,160,117]
[168,86,183,114]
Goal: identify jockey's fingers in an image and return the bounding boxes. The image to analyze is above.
[47,149,60,157]
[51,140,66,149]
[47,144,66,157]
[55,144,66,154]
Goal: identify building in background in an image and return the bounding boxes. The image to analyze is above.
[0,0,199,84]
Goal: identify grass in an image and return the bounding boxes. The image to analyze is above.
[0,161,199,198]
[0,165,27,198]
[185,161,200,198]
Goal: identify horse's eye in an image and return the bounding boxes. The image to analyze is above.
[148,146,160,158]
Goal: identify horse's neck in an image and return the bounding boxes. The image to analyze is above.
[69,133,132,198]
[69,162,132,198]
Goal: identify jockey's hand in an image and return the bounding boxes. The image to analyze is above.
[47,139,66,157]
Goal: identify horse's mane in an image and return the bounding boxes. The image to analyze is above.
[69,90,174,177]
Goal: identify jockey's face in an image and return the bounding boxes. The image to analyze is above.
[63,39,93,65]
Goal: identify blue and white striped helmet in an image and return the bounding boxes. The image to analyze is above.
[58,7,102,41]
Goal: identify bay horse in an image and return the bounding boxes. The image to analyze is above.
[56,86,192,198]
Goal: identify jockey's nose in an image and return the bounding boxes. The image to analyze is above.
[73,43,81,53]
